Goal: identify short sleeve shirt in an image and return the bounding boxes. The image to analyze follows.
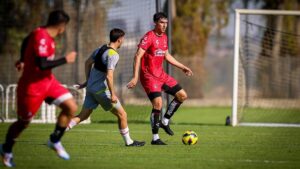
[138,30,168,78]
[87,47,119,93]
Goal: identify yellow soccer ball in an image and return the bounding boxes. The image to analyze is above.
[182,130,198,145]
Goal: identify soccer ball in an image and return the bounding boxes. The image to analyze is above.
[182,130,198,145]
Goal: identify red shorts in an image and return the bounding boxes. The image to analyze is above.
[17,76,72,121]
[140,72,179,94]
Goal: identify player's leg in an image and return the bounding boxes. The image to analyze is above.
[148,93,166,145]
[110,105,145,146]
[46,80,78,160]
[67,91,97,130]
[160,78,186,135]
[67,108,93,130]
[141,76,166,145]
[97,91,145,146]
[0,119,29,167]
[164,88,187,121]
[1,87,43,167]
[47,97,77,160]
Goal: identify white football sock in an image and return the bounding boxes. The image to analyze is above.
[161,117,169,126]
[120,127,133,145]
[153,134,160,141]
[68,119,77,129]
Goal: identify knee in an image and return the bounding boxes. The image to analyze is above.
[152,103,162,110]
[152,100,163,110]
[177,92,188,102]
[117,111,128,122]
[61,101,78,116]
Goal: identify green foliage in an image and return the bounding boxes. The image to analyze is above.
[0,0,49,55]
[256,0,300,57]
[172,0,229,57]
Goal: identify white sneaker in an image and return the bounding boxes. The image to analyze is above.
[47,140,70,160]
[0,144,15,167]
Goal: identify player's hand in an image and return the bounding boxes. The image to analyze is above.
[65,51,77,63]
[15,60,24,72]
[127,78,138,89]
[182,67,193,76]
[111,94,118,103]
[73,81,87,90]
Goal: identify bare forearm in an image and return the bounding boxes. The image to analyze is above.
[85,57,94,81]
[85,63,92,81]
[132,48,145,79]
[132,55,141,79]
[106,73,116,96]
[166,55,186,70]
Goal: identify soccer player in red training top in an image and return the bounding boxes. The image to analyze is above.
[0,10,78,167]
[127,12,193,145]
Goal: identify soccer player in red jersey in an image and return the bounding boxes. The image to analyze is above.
[0,10,77,167]
[127,12,193,145]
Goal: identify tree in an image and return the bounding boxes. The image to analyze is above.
[253,0,300,98]
[165,0,230,98]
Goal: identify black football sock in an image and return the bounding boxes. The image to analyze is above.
[164,98,182,120]
[50,124,66,143]
[150,109,161,134]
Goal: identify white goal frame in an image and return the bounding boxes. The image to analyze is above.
[232,9,300,127]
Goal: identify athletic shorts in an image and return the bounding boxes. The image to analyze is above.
[83,89,121,111]
[17,76,72,121]
[140,72,182,100]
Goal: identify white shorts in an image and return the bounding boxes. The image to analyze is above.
[83,89,121,111]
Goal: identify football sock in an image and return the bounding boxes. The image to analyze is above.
[162,99,182,125]
[150,109,160,134]
[50,124,66,143]
[152,134,160,141]
[119,127,133,145]
[68,119,77,129]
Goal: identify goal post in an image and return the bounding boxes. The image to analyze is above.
[232,9,300,127]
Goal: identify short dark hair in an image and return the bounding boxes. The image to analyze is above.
[46,10,70,26]
[110,28,125,42]
[153,12,167,22]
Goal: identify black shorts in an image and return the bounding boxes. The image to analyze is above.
[147,84,182,100]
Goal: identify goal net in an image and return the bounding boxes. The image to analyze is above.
[232,9,300,127]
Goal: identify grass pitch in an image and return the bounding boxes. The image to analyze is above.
[0,106,300,169]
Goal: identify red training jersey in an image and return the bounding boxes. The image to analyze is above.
[138,30,168,78]
[20,27,55,83]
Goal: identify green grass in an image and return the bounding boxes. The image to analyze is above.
[1,106,300,169]
[90,105,232,125]
[241,107,300,123]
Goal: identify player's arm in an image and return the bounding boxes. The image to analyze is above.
[15,35,30,72]
[74,52,96,90]
[127,48,145,89]
[165,50,193,76]
[84,55,94,80]
[106,69,118,103]
[35,51,76,70]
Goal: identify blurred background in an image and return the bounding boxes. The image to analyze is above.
[0,0,299,109]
